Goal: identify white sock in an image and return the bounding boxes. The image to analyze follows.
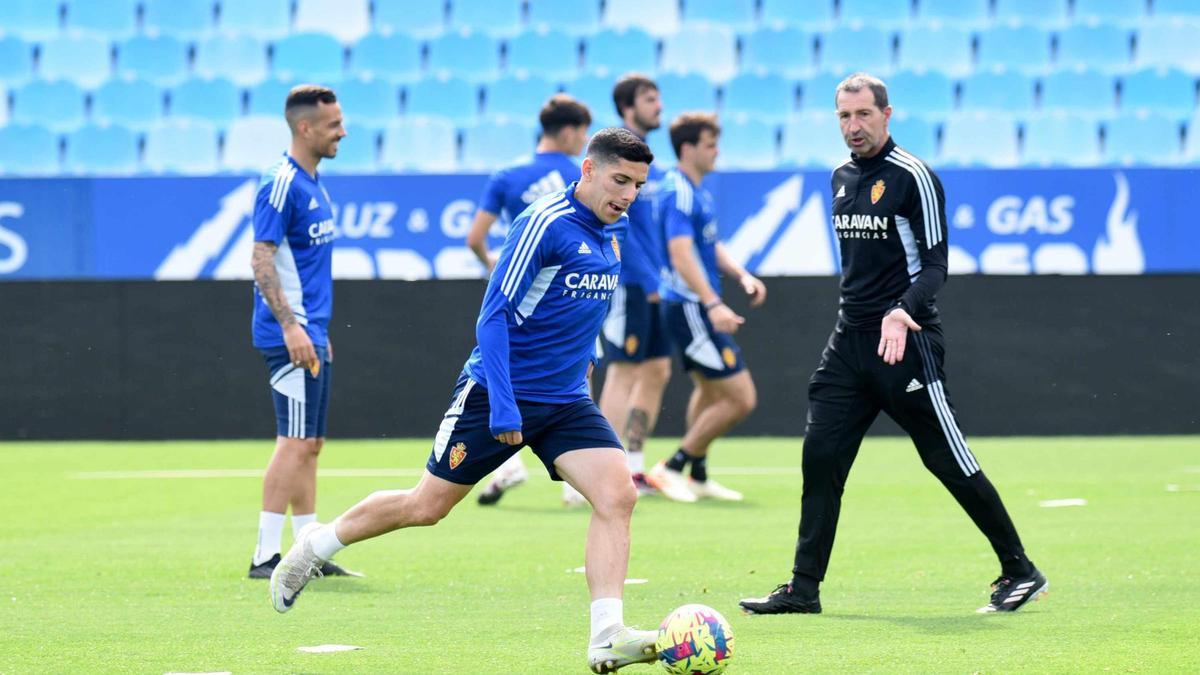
[291,512,316,537]
[254,511,286,565]
[627,450,645,474]
[310,522,346,561]
[590,598,624,644]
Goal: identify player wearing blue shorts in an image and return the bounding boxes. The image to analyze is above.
[648,113,767,503]
[246,85,357,580]
[270,129,663,673]
[597,74,673,498]
[466,94,593,507]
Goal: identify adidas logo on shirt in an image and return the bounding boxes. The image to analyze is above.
[521,170,568,204]
[905,378,924,393]
[577,242,592,255]
[308,196,319,210]
[835,185,846,198]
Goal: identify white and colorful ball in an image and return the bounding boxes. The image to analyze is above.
[655,603,735,674]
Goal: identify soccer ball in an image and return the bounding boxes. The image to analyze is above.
[655,603,735,674]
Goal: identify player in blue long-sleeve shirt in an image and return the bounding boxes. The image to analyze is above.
[269,129,665,673]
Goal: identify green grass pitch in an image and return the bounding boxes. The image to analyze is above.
[1,437,1197,673]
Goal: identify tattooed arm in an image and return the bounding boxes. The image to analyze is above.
[253,240,317,369]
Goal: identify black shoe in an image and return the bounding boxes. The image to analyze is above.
[977,568,1048,613]
[477,484,505,506]
[248,553,280,579]
[739,583,822,615]
[320,560,364,577]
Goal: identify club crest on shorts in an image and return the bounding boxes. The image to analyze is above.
[449,442,467,469]
[722,347,737,368]
[625,335,639,355]
[611,234,621,261]
[870,179,886,204]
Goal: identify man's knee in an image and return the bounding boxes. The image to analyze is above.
[735,380,757,418]
[280,436,321,459]
[639,358,671,388]
[591,478,637,519]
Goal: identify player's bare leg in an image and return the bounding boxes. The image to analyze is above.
[624,356,670,495]
[252,436,321,577]
[598,363,637,434]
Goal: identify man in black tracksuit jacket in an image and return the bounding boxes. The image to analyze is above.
[740,73,1047,615]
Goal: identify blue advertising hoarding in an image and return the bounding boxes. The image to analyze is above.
[1,168,1196,280]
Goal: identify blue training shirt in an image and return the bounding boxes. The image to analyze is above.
[478,151,581,224]
[659,168,720,304]
[464,183,624,435]
[251,153,336,348]
[618,128,666,292]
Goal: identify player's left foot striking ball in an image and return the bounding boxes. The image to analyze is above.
[248,553,280,579]
[977,568,1048,613]
[738,583,822,615]
[269,522,325,613]
[687,477,744,501]
[587,625,658,673]
[319,560,363,577]
[476,462,529,505]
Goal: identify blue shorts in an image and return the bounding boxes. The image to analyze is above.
[601,283,673,363]
[662,300,746,380]
[426,372,623,485]
[260,345,332,439]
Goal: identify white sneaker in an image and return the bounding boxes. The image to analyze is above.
[269,522,325,613]
[477,456,529,506]
[588,626,658,673]
[646,462,698,503]
[688,477,743,501]
[563,482,588,508]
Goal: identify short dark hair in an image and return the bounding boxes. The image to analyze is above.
[539,94,592,136]
[586,127,654,166]
[669,112,720,158]
[612,74,658,118]
[284,84,337,130]
[835,73,889,110]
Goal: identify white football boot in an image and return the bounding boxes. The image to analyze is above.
[646,461,698,503]
[588,626,658,673]
[688,477,744,501]
[269,522,325,613]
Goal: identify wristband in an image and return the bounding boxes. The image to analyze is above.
[704,299,724,310]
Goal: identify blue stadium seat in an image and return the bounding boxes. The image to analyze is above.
[144,120,220,174]
[450,0,523,36]
[886,70,955,118]
[484,75,560,119]
[820,26,894,74]
[916,0,989,26]
[1120,68,1197,119]
[940,113,1019,166]
[717,117,779,170]
[583,28,658,76]
[897,26,973,76]
[92,78,165,130]
[461,118,538,170]
[799,72,844,111]
[1186,113,1200,161]
[1103,112,1181,165]
[1137,21,1200,72]
[428,31,500,82]
[0,124,60,175]
[39,35,112,89]
[561,73,621,128]
[0,37,35,85]
[66,0,138,38]
[322,123,379,174]
[194,36,268,86]
[170,78,242,126]
[683,0,757,31]
[528,0,601,34]
[839,0,912,26]
[334,77,401,129]
[116,35,189,86]
[0,1,61,40]
[507,30,581,81]
[64,124,139,175]
[960,70,1036,113]
[995,0,1068,25]
[143,0,215,38]
[761,0,834,28]
[222,115,292,172]
[273,32,345,83]
[12,80,86,132]
[1040,69,1117,116]
[294,0,370,42]
[781,113,851,168]
[723,73,798,120]
[0,86,7,127]
[1074,0,1146,23]
[657,73,718,115]
[374,0,445,37]
[977,25,1052,72]
[382,117,459,172]
[603,0,680,36]
[1022,114,1101,166]
[1155,0,1200,20]
[742,27,815,78]
[349,33,422,82]
[887,114,937,161]
[219,0,293,39]
[247,78,299,116]
[662,25,738,82]
[406,77,480,125]
[1056,24,1133,71]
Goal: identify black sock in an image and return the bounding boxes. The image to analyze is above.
[664,449,690,472]
[1001,553,1035,578]
[789,573,819,596]
[689,455,708,482]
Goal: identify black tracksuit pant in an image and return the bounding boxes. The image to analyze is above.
[792,322,1026,581]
